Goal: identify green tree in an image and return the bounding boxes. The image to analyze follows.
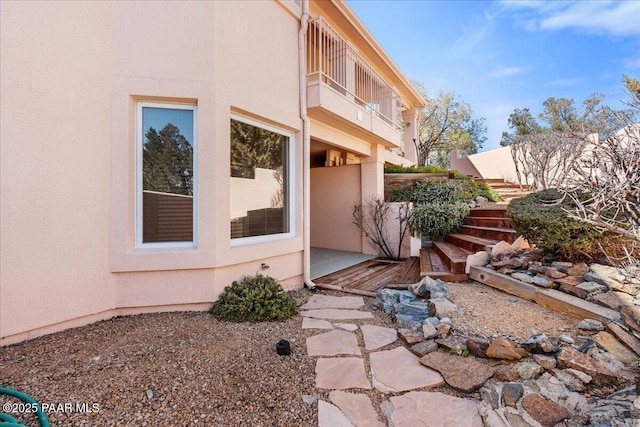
[500,108,543,146]
[230,119,284,178]
[411,80,486,167]
[143,123,193,195]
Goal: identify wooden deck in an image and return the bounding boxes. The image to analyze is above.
[314,257,420,293]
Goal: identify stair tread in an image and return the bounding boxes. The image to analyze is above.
[447,233,498,245]
[432,241,471,262]
[461,225,516,233]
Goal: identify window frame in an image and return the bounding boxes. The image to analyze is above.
[135,101,198,249]
[229,113,295,247]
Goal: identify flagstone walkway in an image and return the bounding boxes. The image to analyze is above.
[300,294,484,427]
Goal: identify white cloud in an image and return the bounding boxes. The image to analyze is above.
[449,9,497,57]
[502,0,640,37]
[542,77,586,87]
[488,66,528,78]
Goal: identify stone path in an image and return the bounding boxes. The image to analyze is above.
[300,294,482,426]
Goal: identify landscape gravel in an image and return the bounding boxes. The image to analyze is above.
[0,281,582,426]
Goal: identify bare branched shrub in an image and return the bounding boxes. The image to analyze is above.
[561,124,640,247]
[352,198,411,260]
[510,132,587,190]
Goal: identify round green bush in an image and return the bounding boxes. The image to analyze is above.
[210,275,298,322]
[507,189,604,257]
[409,201,470,241]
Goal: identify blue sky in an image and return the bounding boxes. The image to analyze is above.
[346,0,640,151]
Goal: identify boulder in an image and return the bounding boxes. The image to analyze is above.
[420,351,495,393]
[466,338,490,358]
[555,275,586,287]
[491,241,514,258]
[521,333,558,354]
[486,338,528,360]
[590,264,640,296]
[465,251,490,274]
[511,236,530,250]
[410,340,438,357]
[532,354,557,370]
[560,283,590,299]
[566,262,589,276]
[590,291,635,310]
[422,322,439,339]
[408,276,450,299]
[607,322,640,357]
[557,347,618,386]
[479,383,501,409]
[541,267,567,279]
[398,328,425,345]
[501,382,523,407]
[551,261,574,272]
[531,275,553,288]
[511,272,534,284]
[515,361,545,380]
[492,257,524,269]
[577,318,604,332]
[521,394,571,427]
[620,304,640,334]
[428,298,458,318]
[594,331,638,364]
[575,281,607,295]
[375,289,416,313]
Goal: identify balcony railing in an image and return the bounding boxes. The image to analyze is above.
[307,17,402,131]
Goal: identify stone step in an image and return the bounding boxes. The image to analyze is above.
[432,241,471,274]
[463,216,512,229]
[444,233,498,252]
[460,225,517,243]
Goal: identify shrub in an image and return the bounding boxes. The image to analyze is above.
[459,180,502,202]
[507,189,605,258]
[389,180,465,205]
[409,201,470,241]
[384,164,450,174]
[210,275,297,322]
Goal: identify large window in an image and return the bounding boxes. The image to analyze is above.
[136,102,196,247]
[230,116,293,242]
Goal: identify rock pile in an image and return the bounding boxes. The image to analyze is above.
[372,275,640,426]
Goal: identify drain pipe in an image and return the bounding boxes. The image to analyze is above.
[299,1,376,298]
[299,0,315,290]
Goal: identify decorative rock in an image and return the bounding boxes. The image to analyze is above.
[388,391,482,427]
[566,262,589,276]
[361,325,397,351]
[491,241,514,258]
[375,289,416,314]
[591,291,635,310]
[422,322,439,339]
[302,394,317,405]
[551,368,590,391]
[521,333,558,354]
[620,304,640,334]
[420,351,495,393]
[531,275,553,288]
[486,338,528,360]
[515,361,545,380]
[493,257,524,269]
[369,347,444,393]
[541,267,567,279]
[502,382,524,407]
[590,264,640,296]
[494,365,520,382]
[576,281,608,294]
[555,275,586,287]
[521,393,571,427]
[577,319,605,332]
[533,354,557,370]
[466,338,490,358]
[410,340,438,357]
[328,390,385,427]
[551,261,574,272]
[589,347,626,374]
[558,334,575,345]
[398,328,424,345]
[511,236,531,250]
[435,335,468,352]
[607,322,640,357]
[393,301,430,330]
[594,331,638,364]
[475,195,488,204]
[556,347,618,386]
[560,283,590,299]
[511,272,534,284]
[465,251,490,274]
[437,322,451,337]
[504,412,534,427]
[428,297,458,318]
[479,383,501,409]
[408,276,450,299]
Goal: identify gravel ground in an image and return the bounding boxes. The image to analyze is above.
[0,282,580,426]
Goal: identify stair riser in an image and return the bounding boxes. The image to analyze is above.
[444,235,490,252]
[469,209,509,218]
[423,272,469,282]
[460,226,517,243]
[433,246,466,274]
[464,217,512,228]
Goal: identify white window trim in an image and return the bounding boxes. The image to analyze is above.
[135,101,198,249]
[230,113,295,247]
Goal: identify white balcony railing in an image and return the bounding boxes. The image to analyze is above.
[307,17,402,131]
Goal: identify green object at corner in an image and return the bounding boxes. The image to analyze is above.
[0,387,50,427]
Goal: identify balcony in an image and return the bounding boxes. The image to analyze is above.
[306,17,403,148]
